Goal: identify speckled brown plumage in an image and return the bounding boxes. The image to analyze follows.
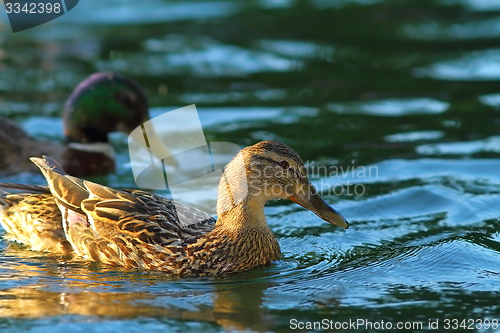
[0,141,349,275]
[0,189,72,255]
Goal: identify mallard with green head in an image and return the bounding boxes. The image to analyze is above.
[0,72,172,176]
[0,141,348,275]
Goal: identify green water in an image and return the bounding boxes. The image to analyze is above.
[2,0,500,332]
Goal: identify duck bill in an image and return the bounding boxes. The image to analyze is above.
[289,186,349,229]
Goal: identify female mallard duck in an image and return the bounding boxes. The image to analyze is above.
[0,72,173,176]
[0,141,348,275]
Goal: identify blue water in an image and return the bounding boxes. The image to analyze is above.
[2,0,500,332]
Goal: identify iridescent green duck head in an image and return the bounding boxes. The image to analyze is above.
[63,72,149,144]
[59,72,174,176]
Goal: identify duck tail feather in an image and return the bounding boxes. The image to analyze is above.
[0,183,51,194]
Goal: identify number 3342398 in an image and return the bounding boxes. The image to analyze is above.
[5,2,61,14]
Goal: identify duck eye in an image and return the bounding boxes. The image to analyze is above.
[278,161,289,169]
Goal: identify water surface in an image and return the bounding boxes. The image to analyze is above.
[1,0,500,332]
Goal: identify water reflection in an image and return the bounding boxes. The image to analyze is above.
[258,39,334,59]
[403,18,500,40]
[479,93,500,108]
[58,1,240,25]
[111,35,300,77]
[416,135,500,155]
[327,98,449,116]
[0,249,275,332]
[441,0,500,11]
[413,49,500,81]
[384,130,444,143]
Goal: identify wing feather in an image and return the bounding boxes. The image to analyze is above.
[28,156,216,269]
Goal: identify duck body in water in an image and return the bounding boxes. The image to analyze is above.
[0,141,348,275]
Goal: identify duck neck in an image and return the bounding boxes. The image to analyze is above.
[61,143,115,176]
[216,195,268,231]
[64,126,109,144]
[215,155,269,231]
[212,183,281,273]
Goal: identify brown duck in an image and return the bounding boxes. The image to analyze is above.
[0,71,173,176]
[0,141,348,275]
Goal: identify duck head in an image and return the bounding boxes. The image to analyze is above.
[63,72,149,143]
[217,140,349,229]
[62,72,175,169]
